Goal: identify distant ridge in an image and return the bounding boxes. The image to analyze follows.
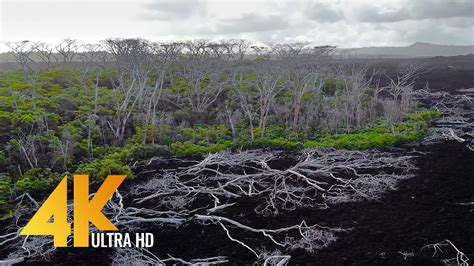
[1,42,473,63]
[342,42,474,58]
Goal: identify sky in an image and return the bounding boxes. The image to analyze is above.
[0,0,473,51]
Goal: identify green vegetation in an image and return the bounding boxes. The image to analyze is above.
[76,144,170,180]
[0,39,436,217]
[0,175,12,217]
[74,110,438,167]
[304,110,439,149]
[171,141,233,156]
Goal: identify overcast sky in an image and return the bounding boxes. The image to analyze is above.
[0,0,473,51]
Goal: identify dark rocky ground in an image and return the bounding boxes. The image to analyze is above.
[133,142,474,265]
[365,54,474,92]
[300,141,474,265]
[13,140,474,266]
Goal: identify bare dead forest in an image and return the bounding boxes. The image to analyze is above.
[0,39,472,265]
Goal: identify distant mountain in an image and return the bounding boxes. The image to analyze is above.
[1,42,473,63]
[0,52,16,63]
[342,42,474,58]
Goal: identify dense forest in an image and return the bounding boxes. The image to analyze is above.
[0,39,438,215]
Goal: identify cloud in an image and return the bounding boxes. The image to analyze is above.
[413,0,473,20]
[214,13,289,34]
[355,0,473,23]
[305,2,344,23]
[393,19,474,45]
[136,0,473,47]
[142,0,205,20]
[1,0,472,51]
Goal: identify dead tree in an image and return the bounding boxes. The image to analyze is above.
[254,60,285,136]
[75,43,109,157]
[278,51,324,132]
[271,42,309,60]
[174,42,231,124]
[34,42,56,69]
[382,63,424,120]
[232,65,257,140]
[141,42,182,144]
[339,65,378,130]
[55,39,78,63]
[228,39,250,62]
[102,38,152,143]
[5,41,42,109]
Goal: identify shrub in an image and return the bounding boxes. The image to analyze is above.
[39,67,75,89]
[125,144,171,162]
[75,144,170,181]
[171,141,233,156]
[253,125,288,138]
[177,124,231,144]
[14,168,61,195]
[76,157,132,181]
[406,110,440,121]
[0,150,6,168]
[129,125,173,146]
[393,121,427,143]
[0,175,12,218]
[304,131,396,149]
[304,110,438,149]
[322,78,345,96]
[245,137,303,150]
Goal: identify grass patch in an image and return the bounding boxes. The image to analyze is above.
[304,110,439,149]
[9,110,440,194]
[76,144,170,181]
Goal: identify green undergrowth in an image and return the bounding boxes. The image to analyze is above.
[76,144,171,181]
[304,110,439,149]
[81,110,439,178]
[0,110,439,217]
